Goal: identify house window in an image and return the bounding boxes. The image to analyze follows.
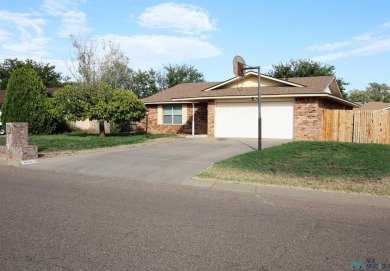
[163,105,182,124]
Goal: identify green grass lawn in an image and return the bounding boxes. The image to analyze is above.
[0,133,175,153]
[197,141,390,196]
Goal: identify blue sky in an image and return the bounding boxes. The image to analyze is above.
[0,0,389,92]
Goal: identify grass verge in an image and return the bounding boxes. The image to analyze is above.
[0,133,175,153]
[196,141,390,196]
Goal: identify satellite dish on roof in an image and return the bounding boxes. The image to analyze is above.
[233,55,246,77]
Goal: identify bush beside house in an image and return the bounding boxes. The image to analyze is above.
[1,67,59,134]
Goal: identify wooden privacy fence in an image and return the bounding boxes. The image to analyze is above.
[323,109,390,144]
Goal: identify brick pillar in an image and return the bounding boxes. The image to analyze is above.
[3,122,38,160]
[294,98,323,140]
[6,122,29,149]
[207,101,215,137]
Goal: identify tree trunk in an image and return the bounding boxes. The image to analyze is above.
[99,122,106,138]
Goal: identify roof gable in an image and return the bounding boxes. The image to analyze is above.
[286,76,341,97]
[204,72,304,92]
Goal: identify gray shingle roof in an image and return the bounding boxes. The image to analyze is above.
[142,76,336,103]
[354,102,390,110]
[142,82,221,103]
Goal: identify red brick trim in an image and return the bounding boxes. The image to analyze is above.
[207,101,215,137]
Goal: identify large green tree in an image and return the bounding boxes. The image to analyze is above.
[0,58,64,89]
[62,36,146,136]
[267,59,349,96]
[1,67,56,134]
[125,64,206,98]
[162,64,205,89]
[127,69,165,98]
[347,89,370,103]
[347,83,390,103]
[53,83,145,137]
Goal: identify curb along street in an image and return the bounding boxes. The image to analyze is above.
[182,178,390,208]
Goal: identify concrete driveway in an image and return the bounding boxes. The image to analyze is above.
[30,138,289,185]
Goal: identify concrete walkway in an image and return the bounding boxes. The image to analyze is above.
[29,138,289,185]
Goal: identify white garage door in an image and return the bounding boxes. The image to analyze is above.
[215,102,294,139]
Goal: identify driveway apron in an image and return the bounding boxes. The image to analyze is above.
[29,138,289,185]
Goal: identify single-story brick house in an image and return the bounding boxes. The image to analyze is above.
[140,72,359,140]
[0,87,59,105]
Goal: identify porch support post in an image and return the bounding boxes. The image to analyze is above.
[192,102,195,137]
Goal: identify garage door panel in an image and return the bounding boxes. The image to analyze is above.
[215,103,257,138]
[215,102,293,139]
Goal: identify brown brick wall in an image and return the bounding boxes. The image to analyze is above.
[294,98,353,141]
[318,99,352,110]
[0,122,38,160]
[0,146,10,159]
[137,103,208,135]
[6,122,29,149]
[294,98,322,140]
[10,146,38,160]
[207,101,215,137]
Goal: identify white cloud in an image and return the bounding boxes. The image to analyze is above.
[312,38,390,62]
[309,21,390,61]
[42,0,68,16]
[137,2,217,35]
[42,57,73,80]
[58,10,90,38]
[42,0,91,37]
[0,29,12,42]
[352,33,374,42]
[3,37,51,54]
[98,34,222,69]
[0,10,50,57]
[0,10,46,35]
[306,41,349,51]
[380,21,390,28]
[351,21,390,42]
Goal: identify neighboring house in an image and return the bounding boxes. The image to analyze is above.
[354,101,390,111]
[0,89,5,107]
[140,72,359,140]
[0,88,110,134]
[0,110,4,135]
[0,87,59,105]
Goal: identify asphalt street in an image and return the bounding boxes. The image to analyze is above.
[1,165,389,271]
